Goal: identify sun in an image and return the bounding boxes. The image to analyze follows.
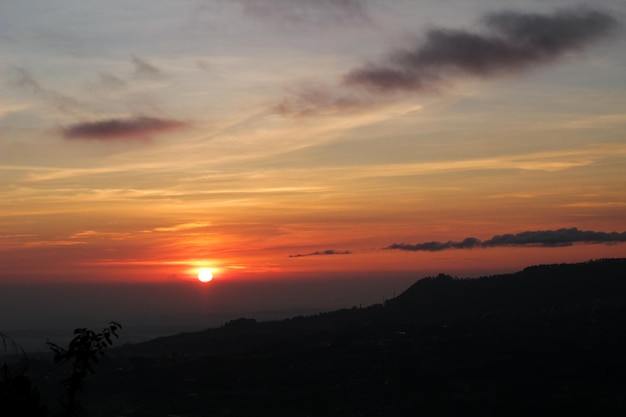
[197,268,213,283]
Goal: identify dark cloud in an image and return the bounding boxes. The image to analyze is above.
[386,228,626,252]
[344,8,618,93]
[132,55,165,79]
[237,0,369,27]
[482,228,626,247]
[62,116,188,141]
[483,8,616,53]
[387,237,481,252]
[11,67,84,114]
[289,249,352,258]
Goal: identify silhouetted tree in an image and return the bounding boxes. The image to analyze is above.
[47,321,122,416]
[1,322,122,417]
[0,332,48,417]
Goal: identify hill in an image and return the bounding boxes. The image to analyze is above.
[114,258,626,357]
[44,259,626,415]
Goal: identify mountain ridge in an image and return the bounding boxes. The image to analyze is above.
[54,257,626,416]
[112,258,626,358]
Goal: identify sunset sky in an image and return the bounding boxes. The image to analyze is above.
[2,0,626,284]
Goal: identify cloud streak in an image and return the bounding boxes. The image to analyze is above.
[11,67,85,114]
[236,0,369,27]
[62,116,188,141]
[132,55,165,79]
[97,71,127,90]
[273,83,373,116]
[345,7,618,93]
[151,222,211,232]
[386,228,626,252]
[289,249,351,258]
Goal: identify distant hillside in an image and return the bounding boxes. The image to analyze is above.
[386,258,626,319]
[114,258,626,357]
[67,258,626,416]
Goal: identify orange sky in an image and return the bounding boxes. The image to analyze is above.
[1,1,626,284]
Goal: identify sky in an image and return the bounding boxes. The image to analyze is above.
[2,0,626,286]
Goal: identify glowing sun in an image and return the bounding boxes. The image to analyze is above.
[197,268,213,283]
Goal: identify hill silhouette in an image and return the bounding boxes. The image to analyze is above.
[41,259,626,416]
[386,258,626,319]
[114,258,626,358]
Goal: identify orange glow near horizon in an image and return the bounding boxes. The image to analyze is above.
[2,238,624,284]
[2,2,626,286]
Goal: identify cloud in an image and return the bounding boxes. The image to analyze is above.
[98,71,127,90]
[386,228,626,252]
[62,116,188,141]
[69,230,130,240]
[273,83,372,116]
[482,228,626,247]
[151,222,211,232]
[289,249,352,258]
[344,7,618,93]
[132,55,165,79]
[236,0,369,27]
[387,238,481,252]
[275,7,618,116]
[23,240,86,248]
[11,67,84,114]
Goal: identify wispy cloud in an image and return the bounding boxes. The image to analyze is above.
[564,202,626,208]
[23,240,87,248]
[555,114,626,130]
[151,222,211,232]
[132,55,165,79]
[10,67,85,114]
[386,228,626,252]
[69,230,130,240]
[345,8,618,93]
[3,161,173,183]
[62,116,188,141]
[289,249,351,258]
[236,0,369,27]
[273,82,373,116]
[97,71,127,90]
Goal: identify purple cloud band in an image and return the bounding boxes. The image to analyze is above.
[289,249,352,258]
[63,116,188,141]
[386,228,626,252]
[345,8,618,93]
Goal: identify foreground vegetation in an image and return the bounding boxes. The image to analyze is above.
[1,322,121,416]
